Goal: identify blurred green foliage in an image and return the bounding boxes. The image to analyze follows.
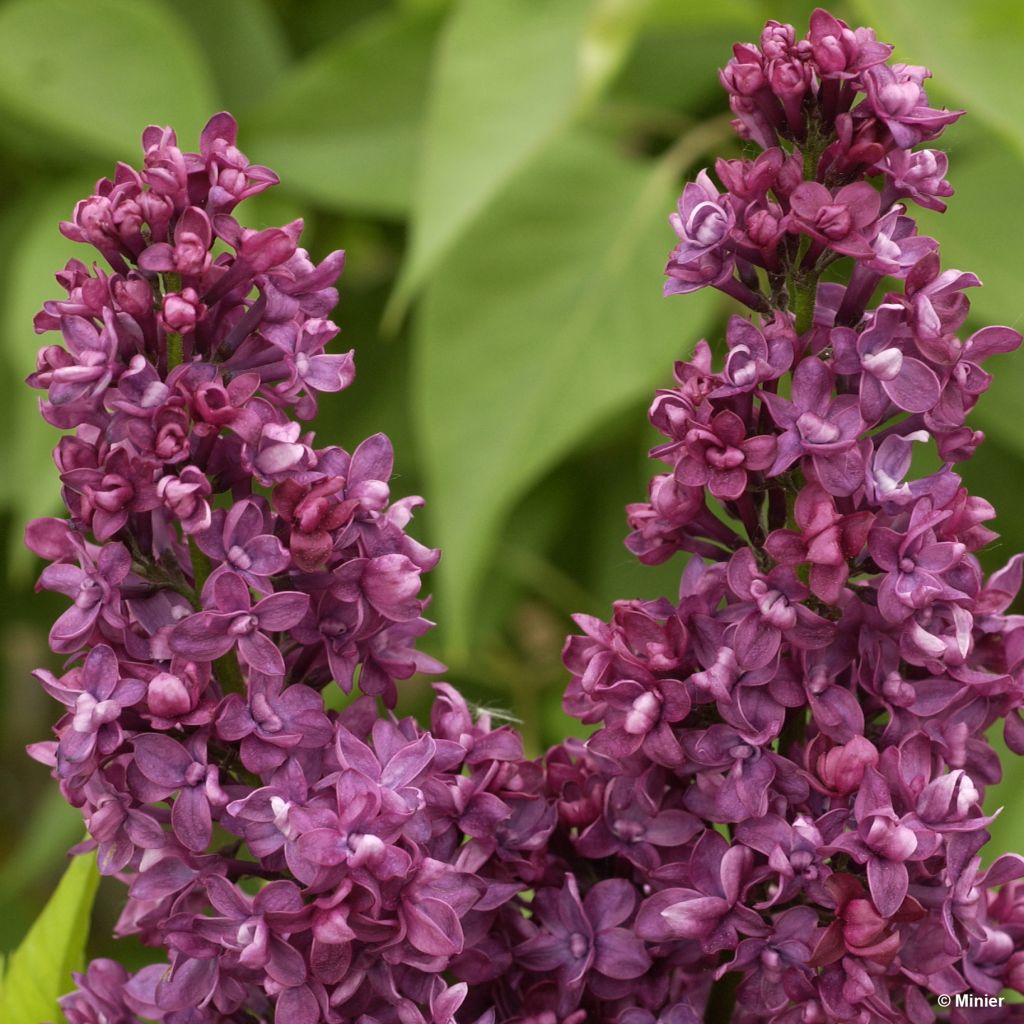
[1,0,1023,1001]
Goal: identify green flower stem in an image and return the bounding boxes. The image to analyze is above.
[705,969,740,1024]
[167,330,184,371]
[793,271,820,337]
[163,271,183,370]
[188,536,213,597]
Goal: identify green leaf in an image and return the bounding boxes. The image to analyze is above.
[645,0,759,24]
[400,0,455,12]
[853,0,1024,161]
[0,0,217,161]
[0,852,99,1024]
[389,0,651,316]
[168,0,289,114]
[413,130,718,653]
[0,789,85,898]
[578,0,659,108]
[611,0,761,117]
[910,137,1024,458]
[246,11,440,216]
[0,180,89,581]
[268,0,389,50]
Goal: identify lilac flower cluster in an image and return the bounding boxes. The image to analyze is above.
[550,9,1024,1023]
[56,683,556,1024]
[39,10,1024,1024]
[21,115,518,1024]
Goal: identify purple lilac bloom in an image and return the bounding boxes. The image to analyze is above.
[554,7,1024,1023]
[25,114,509,1024]
[42,11,1024,1024]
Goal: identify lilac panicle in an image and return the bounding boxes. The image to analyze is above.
[29,114,521,1024]
[45,11,1024,1024]
[546,8,1024,1023]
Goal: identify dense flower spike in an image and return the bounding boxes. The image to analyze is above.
[27,114,516,1024]
[44,11,1024,1024]
[573,8,1024,1023]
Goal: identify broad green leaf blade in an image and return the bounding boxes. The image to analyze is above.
[0,180,89,581]
[0,789,86,897]
[911,140,1024,458]
[854,0,1024,161]
[246,11,440,216]
[905,133,1024,858]
[413,131,717,653]
[389,0,651,316]
[169,0,289,115]
[0,0,217,160]
[578,0,659,109]
[611,0,762,115]
[400,0,455,12]
[0,852,99,1024]
[646,0,759,24]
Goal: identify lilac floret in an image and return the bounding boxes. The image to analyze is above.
[170,569,309,675]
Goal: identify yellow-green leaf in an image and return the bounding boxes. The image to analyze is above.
[413,130,717,652]
[0,0,217,161]
[0,852,99,1024]
[389,0,649,318]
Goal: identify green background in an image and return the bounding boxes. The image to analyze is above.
[1,0,1023,1001]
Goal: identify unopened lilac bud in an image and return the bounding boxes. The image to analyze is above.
[1007,951,1024,993]
[136,191,173,241]
[159,288,206,333]
[775,149,804,196]
[721,46,767,97]
[142,125,187,194]
[112,275,154,318]
[937,426,984,463]
[881,672,915,707]
[761,20,795,60]
[157,467,211,533]
[192,379,240,426]
[747,207,784,248]
[818,736,879,794]
[147,671,193,718]
[69,196,115,249]
[769,59,809,100]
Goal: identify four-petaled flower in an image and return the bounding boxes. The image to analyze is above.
[170,569,309,675]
